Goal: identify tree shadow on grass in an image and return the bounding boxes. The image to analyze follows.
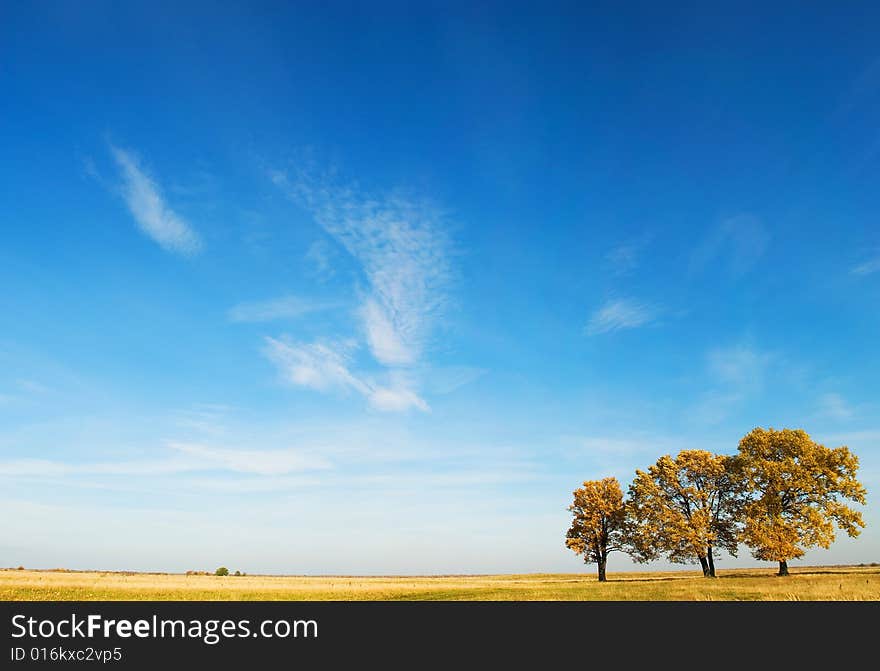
[766,568,879,577]
[602,567,880,583]
[599,575,702,584]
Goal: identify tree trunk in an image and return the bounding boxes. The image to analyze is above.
[706,546,716,578]
[597,558,607,582]
[698,555,709,577]
[778,560,789,576]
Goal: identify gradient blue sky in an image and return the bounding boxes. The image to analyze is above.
[1,2,878,574]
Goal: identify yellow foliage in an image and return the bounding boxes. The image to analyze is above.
[565,477,627,577]
[737,427,866,565]
[627,450,742,575]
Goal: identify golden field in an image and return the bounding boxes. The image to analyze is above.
[1,565,879,601]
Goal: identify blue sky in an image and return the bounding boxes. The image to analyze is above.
[1,2,879,574]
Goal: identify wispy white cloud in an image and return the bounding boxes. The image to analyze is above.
[0,459,536,495]
[0,380,52,405]
[228,295,338,323]
[109,145,202,255]
[691,214,769,276]
[350,469,539,488]
[360,298,414,365]
[263,337,428,412]
[690,391,746,426]
[269,169,450,368]
[575,436,654,456]
[17,379,50,394]
[851,252,880,276]
[305,239,335,281]
[172,403,233,437]
[817,392,855,421]
[563,433,725,459]
[585,298,657,335]
[692,343,774,424]
[167,442,331,476]
[604,235,652,276]
[605,245,640,275]
[266,165,453,411]
[822,429,880,445]
[421,366,487,395]
[368,384,429,412]
[707,344,772,388]
[0,442,331,478]
[556,432,729,483]
[263,337,369,395]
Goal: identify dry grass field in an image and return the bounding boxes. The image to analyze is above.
[2,565,879,601]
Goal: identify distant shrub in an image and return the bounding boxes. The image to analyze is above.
[16,566,24,571]
[234,570,241,576]
[215,567,229,576]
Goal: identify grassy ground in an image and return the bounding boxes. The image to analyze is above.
[2,565,879,600]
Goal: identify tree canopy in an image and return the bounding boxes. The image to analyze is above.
[566,427,867,580]
[627,450,743,577]
[565,477,628,581]
[737,427,866,575]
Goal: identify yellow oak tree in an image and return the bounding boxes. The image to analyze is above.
[737,427,866,576]
[565,477,628,582]
[627,450,742,577]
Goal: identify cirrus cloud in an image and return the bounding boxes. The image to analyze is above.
[585,298,657,335]
[269,169,451,368]
[263,336,429,412]
[109,144,202,255]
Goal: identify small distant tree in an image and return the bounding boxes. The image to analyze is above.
[565,477,629,582]
[234,570,241,576]
[627,450,743,577]
[215,566,229,576]
[737,427,866,576]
